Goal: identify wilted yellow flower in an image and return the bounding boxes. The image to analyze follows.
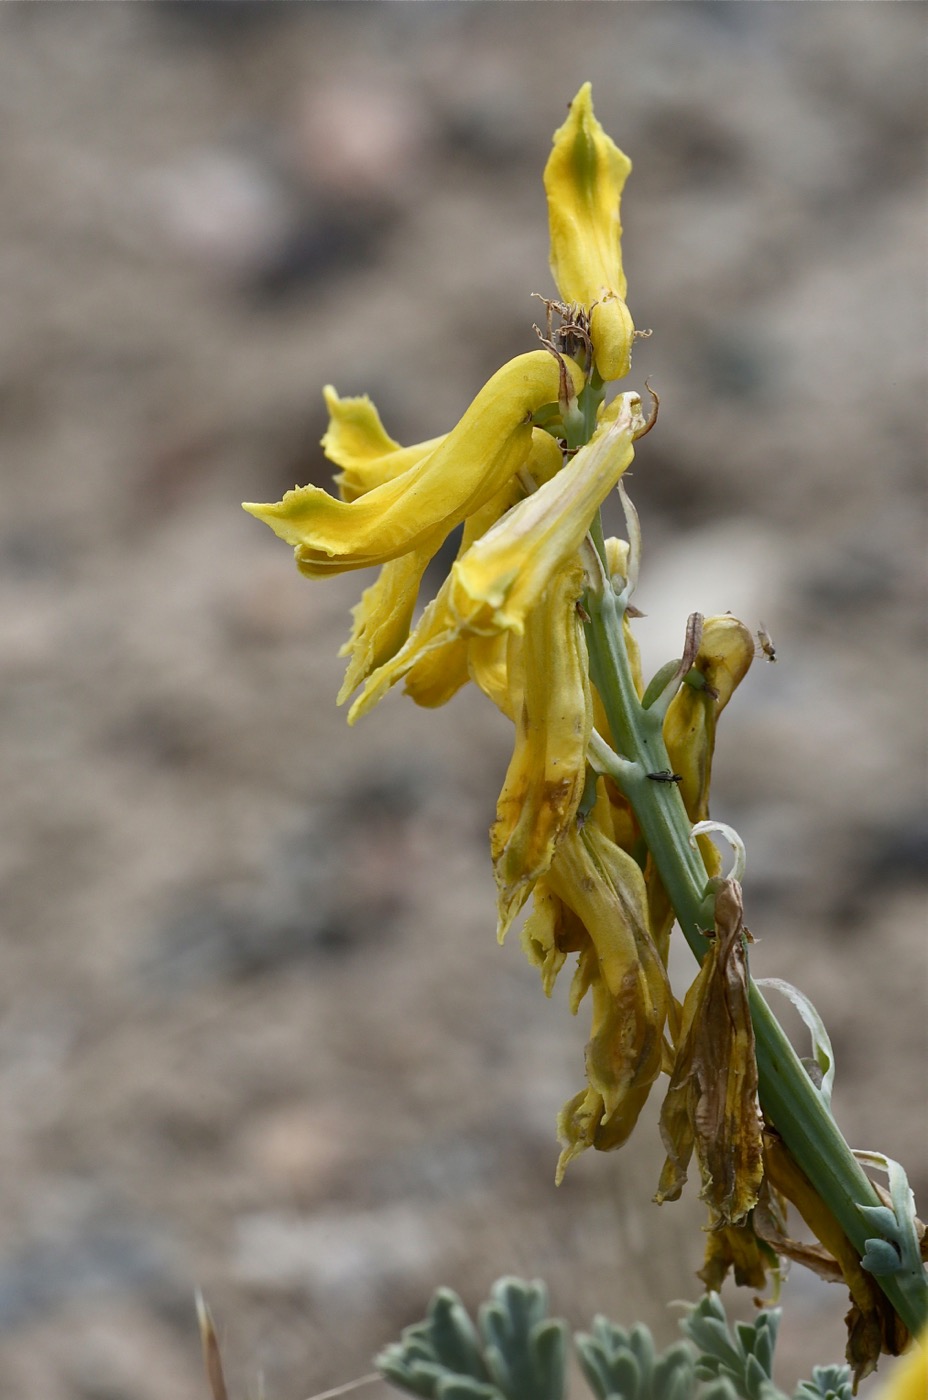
[762,1134,911,1384]
[699,1213,783,1295]
[656,879,764,1226]
[545,82,636,382]
[644,614,756,957]
[521,819,670,1181]
[663,614,755,833]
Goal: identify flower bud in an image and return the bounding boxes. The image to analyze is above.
[545,84,635,381]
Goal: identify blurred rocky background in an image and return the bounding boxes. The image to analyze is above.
[0,4,924,1397]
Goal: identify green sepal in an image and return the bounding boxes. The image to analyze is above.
[531,403,564,430]
[680,667,709,691]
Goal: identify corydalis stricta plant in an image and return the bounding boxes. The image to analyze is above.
[244,85,927,1378]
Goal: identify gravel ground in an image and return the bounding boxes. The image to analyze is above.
[0,5,925,1398]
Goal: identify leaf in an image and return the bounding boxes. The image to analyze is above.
[792,1365,852,1400]
[196,1292,230,1400]
[429,1290,493,1384]
[854,1151,926,1281]
[754,979,835,1110]
[680,1293,786,1400]
[575,1316,698,1400]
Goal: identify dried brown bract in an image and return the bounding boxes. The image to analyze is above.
[655,879,764,1226]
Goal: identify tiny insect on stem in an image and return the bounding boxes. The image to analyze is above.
[647,769,683,784]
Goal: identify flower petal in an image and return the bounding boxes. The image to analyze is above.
[320,386,446,503]
[520,877,570,996]
[321,385,401,467]
[336,546,433,705]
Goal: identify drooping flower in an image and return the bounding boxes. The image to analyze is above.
[663,614,755,838]
[541,819,671,1181]
[645,614,756,959]
[491,558,592,941]
[655,879,764,1226]
[519,779,671,1182]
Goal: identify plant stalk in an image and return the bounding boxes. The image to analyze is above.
[583,563,928,1337]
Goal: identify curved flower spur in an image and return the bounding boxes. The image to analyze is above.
[244,84,927,1374]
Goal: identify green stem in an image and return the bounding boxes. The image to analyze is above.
[584,567,928,1337]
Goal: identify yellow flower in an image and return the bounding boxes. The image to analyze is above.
[545,83,636,382]
[449,392,647,635]
[641,614,756,967]
[662,614,755,876]
[337,547,435,705]
[243,350,580,575]
[343,429,561,721]
[520,817,670,1181]
[344,396,644,721]
[491,558,593,941]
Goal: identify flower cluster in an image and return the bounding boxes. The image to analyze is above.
[245,84,756,1188]
[245,84,928,1381]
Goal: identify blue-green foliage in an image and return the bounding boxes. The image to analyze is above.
[376,1278,567,1400]
[793,1366,853,1400]
[575,1315,702,1400]
[680,1292,781,1400]
[376,1279,853,1400]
